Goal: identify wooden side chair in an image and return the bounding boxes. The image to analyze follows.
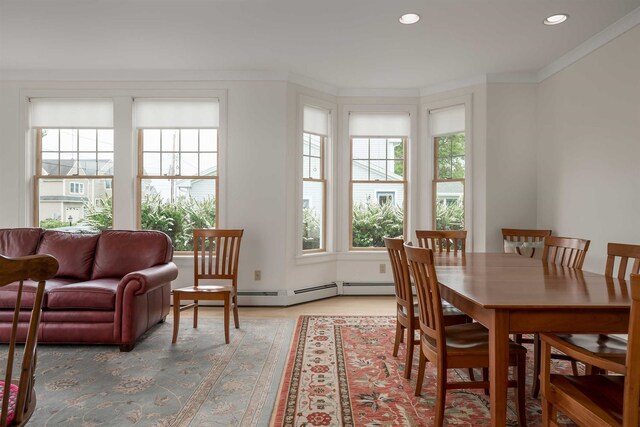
[540,273,640,427]
[172,229,244,345]
[0,254,58,426]
[530,235,591,397]
[542,236,590,268]
[415,230,466,255]
[552,243,640,375]
[384,237,470,379]
[502,228,552,258]
[404,244,527,427]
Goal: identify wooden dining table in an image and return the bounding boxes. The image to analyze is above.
[433,252,631,426]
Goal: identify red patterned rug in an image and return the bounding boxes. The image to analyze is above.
[273,315,577,426]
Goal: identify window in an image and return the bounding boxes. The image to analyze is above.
[135,99,219,252]
[32,99,114,232]
[349,112,409,249]
[69,182,84,194]
[376,191,395,205]
[302,106,329,252]
[430,105,465,231]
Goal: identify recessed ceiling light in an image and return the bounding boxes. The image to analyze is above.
[399,13,420,25]
[544,14,569,25]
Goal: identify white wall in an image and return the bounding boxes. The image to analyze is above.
[537,25,640,274]
[485,83,538,251]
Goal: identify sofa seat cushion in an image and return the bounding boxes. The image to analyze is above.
[37,231,99,281]
[0,228,43,257]
[0,279,75,309]
[47,279,119,310]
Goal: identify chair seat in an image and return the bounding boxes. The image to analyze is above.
[0,380,18,426]
[173,284,235,294]
[550,374,630,425]
[556,334,627,365]
[427,322,526,357]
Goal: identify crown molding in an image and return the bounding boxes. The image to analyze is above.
[419,75,487,96]
[487,72,538,84]
[337,87,420,97]
[538,6,640,82]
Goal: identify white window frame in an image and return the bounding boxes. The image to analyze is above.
[69,182,84,194]
[19,89,227,233]
[423,94,473,248]
[296,95,336,261]
[340,104,418,255]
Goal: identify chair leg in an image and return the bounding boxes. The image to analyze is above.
[233,296,239,329]
[468,368,476,381]
[172,294,180,344]
[571,360,579,376]
[434,362,447,427]
[404,330,414,379]
[393,322,402,357]
[516,353,528,427]
[414,350,426,396]
[223,293,230,344]
[483,367,489,395]
[531,334,541,398]
[193,300,198,328]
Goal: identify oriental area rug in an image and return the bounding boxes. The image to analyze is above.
[2,318,293,426]
[273,315,578,427]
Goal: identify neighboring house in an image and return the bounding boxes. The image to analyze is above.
[175,166,217,201]
[39,159,112,224]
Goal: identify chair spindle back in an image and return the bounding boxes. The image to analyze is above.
[193,229,244,287]
[384,237,413,317]
[542,236,590,269]
[404,244,445,350]
[605,243,640,280]
[623,274,640,425]
[0,254,58,426]
[415,230,467,254]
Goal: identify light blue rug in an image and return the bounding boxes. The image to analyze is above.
[20,317,293,426]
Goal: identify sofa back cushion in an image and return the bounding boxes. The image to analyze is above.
[37,231,99,281]
[91,230,173,279]
[0,228,43,257]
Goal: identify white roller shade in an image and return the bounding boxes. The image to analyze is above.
[429,104,465,136]
[349,112,410,137]
[303,106,329,135]
[30,98,113,128]
[134,99,219,128]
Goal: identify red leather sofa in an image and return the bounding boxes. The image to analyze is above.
[0,228,178,351]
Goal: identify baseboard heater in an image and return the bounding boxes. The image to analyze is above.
[237,291,279,297]
[294,283,337,294]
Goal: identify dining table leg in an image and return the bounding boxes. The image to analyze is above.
[489,309,509,426]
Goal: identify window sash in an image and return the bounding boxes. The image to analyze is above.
[302,132,326,253]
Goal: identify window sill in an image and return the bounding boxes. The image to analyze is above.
[295,252,337,265]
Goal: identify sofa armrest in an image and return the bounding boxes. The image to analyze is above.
[119,263,179,296]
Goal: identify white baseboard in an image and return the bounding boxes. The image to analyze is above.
[171,282,395,306]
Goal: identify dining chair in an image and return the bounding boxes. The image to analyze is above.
[541,236,590,268]
[501,228,552,258]
[531,235,591,397]
[415,230,466,254]
[404,243,527,427]
[384,237,470,379]
[172,229,244,344]
[0,254,58,426]
[539,273,640,427]
[551,243,640,375]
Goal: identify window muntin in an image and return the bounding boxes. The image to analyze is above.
[433,133,465,230]
[302,132,326,252]
[138,128,218,252]
[350,137,406,249]
[35,128,114,232]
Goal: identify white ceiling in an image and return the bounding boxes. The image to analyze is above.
[1,0,639,89]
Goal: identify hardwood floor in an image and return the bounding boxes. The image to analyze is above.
[187,295,396,319]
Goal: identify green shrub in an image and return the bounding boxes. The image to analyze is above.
[352,200,403,248]
[82,193,216,251]
[435,198,464,231]
[39,218,69,229]
[303,207,321,250]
